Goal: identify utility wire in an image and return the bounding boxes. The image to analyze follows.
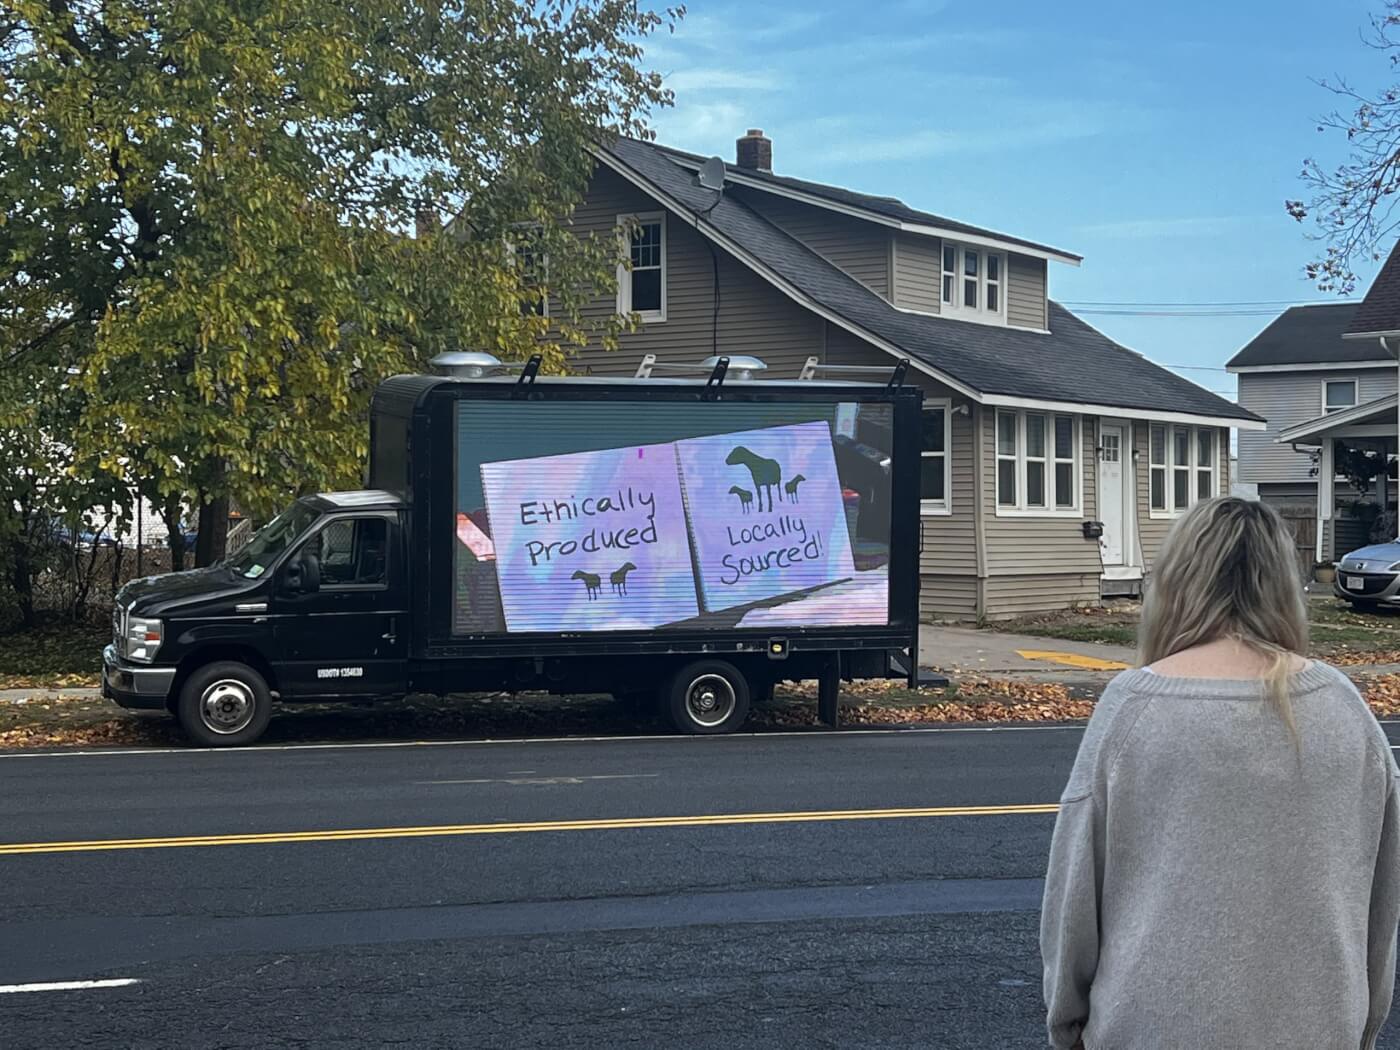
[1071,308,1305,317]
[1060,298,1339,307]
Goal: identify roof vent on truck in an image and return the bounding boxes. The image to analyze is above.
[430,350,503,379]
[634,353,769,382]
[429,351,544,387]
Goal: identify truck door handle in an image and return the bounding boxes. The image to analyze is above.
[381,616,397,644]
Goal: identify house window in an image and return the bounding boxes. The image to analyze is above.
[1025,414,1047,508]
[1324,379,1357,414]
[1054,416,1076,508]
[1172,427,1190,510]
[617,212,666,321]
[1149,424,1218,515]
[1196,430,1215,501]
[963,250,980,311]
[996,411,1018,506]
[995,409,1079,513]
[941,243,1006,319]
[920,402,951,513]
[517,244,548,318]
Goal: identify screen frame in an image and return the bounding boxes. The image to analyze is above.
[413,379,922,659]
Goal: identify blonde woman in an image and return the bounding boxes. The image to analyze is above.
[1041,496,1400,1050]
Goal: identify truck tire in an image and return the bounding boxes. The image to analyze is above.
[176,661,273,747]
[666,660,750,735]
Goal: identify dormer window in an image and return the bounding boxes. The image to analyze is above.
[940,242,1005,320]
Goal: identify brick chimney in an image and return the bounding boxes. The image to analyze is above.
[735,128,772,172]
[414,205,439,240]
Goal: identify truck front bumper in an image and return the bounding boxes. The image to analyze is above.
[102,643,176,711]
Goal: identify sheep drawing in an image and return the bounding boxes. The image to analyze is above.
[784,474,807,503]
[610,562,637,596]
[725,446,782,512]
[571,569,601,600]
[727,485,754,514]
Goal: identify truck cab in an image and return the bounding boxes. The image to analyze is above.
[103,491,410,745]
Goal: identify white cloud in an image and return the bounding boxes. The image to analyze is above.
[652,101,752,150]
[666,68,779,92]
[813,115,1107,165]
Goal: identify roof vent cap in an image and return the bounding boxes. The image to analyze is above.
[430,350,502,379]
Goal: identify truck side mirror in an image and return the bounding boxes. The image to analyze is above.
[281,551,321,594]
[300,551,321,593]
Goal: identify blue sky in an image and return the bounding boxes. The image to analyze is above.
[641,0,1387,402]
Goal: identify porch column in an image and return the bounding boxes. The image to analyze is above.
[1318,438,1334,564]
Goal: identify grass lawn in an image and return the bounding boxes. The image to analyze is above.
[0,621,108,688]
[990,598,1400,664]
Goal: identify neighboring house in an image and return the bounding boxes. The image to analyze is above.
[552,130,1261,620]
[1229,249,1400,566]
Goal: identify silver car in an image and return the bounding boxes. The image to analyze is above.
[1335,541,1400,607]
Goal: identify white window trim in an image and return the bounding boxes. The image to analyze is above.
[617,211,667,323]
[993,409,1082,518]
[921,398,952,516]
[507,238,549,319]
[940,242,1007,323]
[1148,424,1218,519]
[1322,378,1358,414]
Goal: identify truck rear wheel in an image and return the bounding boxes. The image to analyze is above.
[666,660,750,735]
[176,661,273,747]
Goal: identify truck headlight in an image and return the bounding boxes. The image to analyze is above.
[126,617,163,663]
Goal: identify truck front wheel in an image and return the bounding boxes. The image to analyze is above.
[176,661,273,747]
[666,660,750,735]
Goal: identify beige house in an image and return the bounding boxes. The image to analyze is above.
[553,130,1262,620]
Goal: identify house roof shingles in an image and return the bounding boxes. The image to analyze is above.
[604,137,1258,424]
[1347,240,1400,338]
[651,142,1081,262]
[1225,303,1385,368]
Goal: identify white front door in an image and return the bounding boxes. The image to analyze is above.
[1098,423,1127,566]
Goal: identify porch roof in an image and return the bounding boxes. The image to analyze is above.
[1277,393,1399,444]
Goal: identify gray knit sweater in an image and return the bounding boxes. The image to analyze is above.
[1041,663,1400,1050]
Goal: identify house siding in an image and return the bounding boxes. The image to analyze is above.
[729,188,891,297]
[1236,368,1396,484]
[565,166,823,378]
[1007,253,1047,331]
[891,233,941,314]
[979,407,1101,617]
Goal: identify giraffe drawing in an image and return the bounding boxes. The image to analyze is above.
[727,485,754,514]
[571,569,601,600]
[610,562,637,595]
[784,474,807,503]
[725,446,782,512]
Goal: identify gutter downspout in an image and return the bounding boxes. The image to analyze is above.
[1388,336,1397,539]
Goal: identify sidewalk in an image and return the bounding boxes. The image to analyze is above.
[919,625,1135,684]
[1,687,101,704]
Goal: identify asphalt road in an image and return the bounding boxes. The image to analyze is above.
[4,724,1400,1049]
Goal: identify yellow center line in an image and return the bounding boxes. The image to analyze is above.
[0,804,1060,856]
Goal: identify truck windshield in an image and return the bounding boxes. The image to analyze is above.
[224,501,321,580]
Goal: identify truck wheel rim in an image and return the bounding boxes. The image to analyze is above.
[685,674,735,728]
[200,679,257,735]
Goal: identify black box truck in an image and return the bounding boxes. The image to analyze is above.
[102,363,924,745]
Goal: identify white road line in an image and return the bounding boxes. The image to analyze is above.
[0,979,140,994]
[0,723,1088,759]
